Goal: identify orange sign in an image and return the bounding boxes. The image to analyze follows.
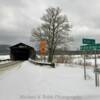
[40,40,46,55]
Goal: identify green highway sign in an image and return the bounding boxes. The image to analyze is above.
[82,38,95,44]
[80,45,95,51]
[80,44,100,51]
[95,43,100,50]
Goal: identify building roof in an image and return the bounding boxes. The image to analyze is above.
[10,42,34,49]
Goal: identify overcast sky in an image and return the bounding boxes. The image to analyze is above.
[0,0,100,50]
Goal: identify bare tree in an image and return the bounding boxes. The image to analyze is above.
[32,7,72,62]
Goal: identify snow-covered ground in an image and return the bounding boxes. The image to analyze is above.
[0,55,10,60]
[73,56,100,66]
[0,55,10,64]
[0,61,100,100]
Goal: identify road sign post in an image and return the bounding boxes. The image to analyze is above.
[83,53,86,80]
[94,49,99,87]
[80,38,100,87]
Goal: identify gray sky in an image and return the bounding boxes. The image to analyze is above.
[0,0,100,50]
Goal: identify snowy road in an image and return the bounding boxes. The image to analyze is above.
[0,61,22,68]
[0,61,100,100]
[0,61,23,75]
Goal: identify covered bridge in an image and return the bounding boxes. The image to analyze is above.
[10,43,36,60]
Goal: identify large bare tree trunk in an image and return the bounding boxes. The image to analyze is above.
[48,48,53,62]
[48,54,53,62]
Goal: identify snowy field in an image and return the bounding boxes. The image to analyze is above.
[0,61,100,100]
[0,55,10,60]
[72,55,100,66]
[0,55,10,64]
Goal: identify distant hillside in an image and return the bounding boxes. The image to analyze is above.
[0,45,10,55]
